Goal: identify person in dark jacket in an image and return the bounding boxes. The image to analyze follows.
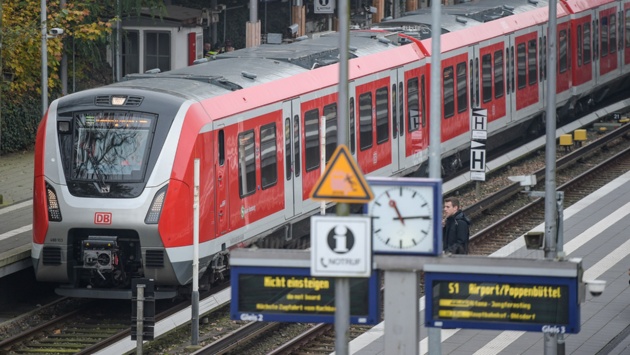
[442,197,471,254]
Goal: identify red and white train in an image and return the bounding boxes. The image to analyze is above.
[33,0,630,298]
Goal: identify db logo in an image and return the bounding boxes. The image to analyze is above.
[94,212,112,225]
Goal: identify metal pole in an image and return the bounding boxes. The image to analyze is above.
[0,0,3,155]
[321,117,326,215]
[428,0,442,352]
[335,0,350,353]
[191,159,200,345]
[116,0,122,82]
[60,0,67,95]
[544,0,558,353]
[136,284,145,355]
[41,0,48,116]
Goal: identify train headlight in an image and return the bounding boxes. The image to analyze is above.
[46,182,62,222]
[145,185,168,224]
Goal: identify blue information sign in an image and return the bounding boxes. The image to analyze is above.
[425,272,580,334]
[231,266,380,324]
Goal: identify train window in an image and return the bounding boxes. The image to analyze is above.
[539,38,544,81]
[474,58,480,106]
[443,66,455,117]
[359,92,373,150]
[304,109,320,171]
[528,40,537,85]
[469,60,475,105]
[505,49,511,94]
[610,15,617,53]
[376,87,389,144]
[285,118,291,180]
[238,130,256,198]
[577,25,583,67]
[144,31,171,72]
[494,51,504,99]
[218,130,225,166]
[398,82,404,136]
[559,30,568,73]
[517,43,526,89]
[481,55,492,103]
[293,115,300,177]
[625,10,630,48]
[510,46,515,90]
[260,123,277,190]
[601,17,609,57]
[584,23,592,64]
[392,85,397,139]
[543,36,547,79]
[421,75,427,128]
[594,20,599,60]
[456,62,468,113]
[407,78,420,132]
[324,103,338,162]
[350,98,356,154]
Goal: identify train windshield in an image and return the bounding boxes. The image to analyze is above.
[72,111,155,182]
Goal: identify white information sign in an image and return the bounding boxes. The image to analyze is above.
[310,215,371,277]
[314,0,335,14]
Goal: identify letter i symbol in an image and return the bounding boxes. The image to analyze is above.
[333,226,349,252]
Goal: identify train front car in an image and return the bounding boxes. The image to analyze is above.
[32,89,190,299]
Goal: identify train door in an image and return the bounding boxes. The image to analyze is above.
[215,125,229,235]
[390,68,406,173]
[282,99,302,219]
[504,35,517,123]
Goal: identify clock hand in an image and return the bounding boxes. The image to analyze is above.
[388,200,405,225]
[394,215,431,220]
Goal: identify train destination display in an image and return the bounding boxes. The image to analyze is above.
[231,266,380,324]
[425,272,580,333]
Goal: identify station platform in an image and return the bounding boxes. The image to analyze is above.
[347,170,630,354]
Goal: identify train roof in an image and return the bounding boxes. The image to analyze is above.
[374,0,548,40]
[113,31,398,101]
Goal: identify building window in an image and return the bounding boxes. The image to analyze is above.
[145,31,171,72]
[122,30,140,76]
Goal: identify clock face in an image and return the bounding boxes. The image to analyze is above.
[368,182,437,254]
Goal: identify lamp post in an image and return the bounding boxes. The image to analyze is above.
[41,0,48,116]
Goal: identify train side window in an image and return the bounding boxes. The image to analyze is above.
[260,123,277,190]
[391,84,397,139]
[304,109,320,172]
[494,51,504,99]
[594,20,599,60]
[376,87,389,144]
[443,66,455,117]
[510,46,515,92]
[349,98,356,154]
[457,62,468,112]
[543,36,547,79]
[218,129,225,166]
[407,77,419,132]
[421,75,427,127]
[577,25,583,67]
[481,54,492,103]
[469,59,475,105]
[474,58,480,105]
[323,103,337,162]
[293,115,300,177]
[584,23,592,64]
[559,30,568,73]
[359,92,373,150]
[238,130,256,198]
[285,118,291,180]
[517,43,526,89]
[528,39,537,85]
[398,82,404,136]
[539,37,544,81]
[610,14,617,53]
[601,17,608,57]
[625,10,630,48]
[505,49,511,94]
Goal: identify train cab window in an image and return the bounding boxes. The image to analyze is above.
[584,23,592,64]
[444,66,455,117]
[359,92,373,150]
[517,43,526,89]
[457,62,468,112]
[323,103,338,162]
[391,85,397,139]
[494,51,504,99]
[421,75,427,128]
[610,15,617,53]
[398,82,404,136]
[238,130,256,197]
[349,98,356,154]
[601,17,609,57]
[293,115,300,177]
[528,40,537,85]
[577,25,583,66]
[559,30,568,73]
[218,129,225,166]
[625,11,630,48]
[260,123,277,189]
[407,77,420,132]
[304,109,320,171]
[481,55,492,103]
[285,118,291,180]
[376,87,389,144]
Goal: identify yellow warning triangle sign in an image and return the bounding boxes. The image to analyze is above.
[310,145,374,203]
